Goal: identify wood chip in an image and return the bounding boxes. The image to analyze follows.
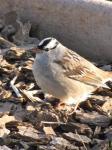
[0,102,14,115]
[102,99,112,113]
[63,132,91,144]
[91,140,109,150]
[60,122,93,137]
[0,115,16,125]
[7,121,48,142]
[0,115,16,137]
[93,126,101,138]
[38,145,57,150]
[26,105,35,111]
[20,89,44,103]
[75,111,111,127]
[105,129,112,140]
[0,125,10,138]
[0,145,12,150]
[43,126,56,136]
[18,125,40,140]
[50,137,78,150]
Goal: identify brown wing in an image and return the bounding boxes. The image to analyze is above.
[54,50,102,87]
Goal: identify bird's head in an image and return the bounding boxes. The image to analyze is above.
[38,37,59,51]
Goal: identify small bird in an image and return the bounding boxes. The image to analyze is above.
[32,37,112,109]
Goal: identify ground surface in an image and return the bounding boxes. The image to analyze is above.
[0,18,112,150]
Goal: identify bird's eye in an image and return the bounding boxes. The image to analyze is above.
[56,41,58,45]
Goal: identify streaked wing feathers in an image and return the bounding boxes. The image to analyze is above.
[54,50,102,87]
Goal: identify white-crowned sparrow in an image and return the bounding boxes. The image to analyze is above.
[32,37,112,107]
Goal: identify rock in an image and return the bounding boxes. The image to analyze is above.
[13,20,39,46]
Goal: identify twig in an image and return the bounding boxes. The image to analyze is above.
[0,36,16,47]
[34,89,43,95]
[10,67,22,98]
[75,130,87,150]
[0,49,3,63]
[41,121,66,125]
[20,89,44,103]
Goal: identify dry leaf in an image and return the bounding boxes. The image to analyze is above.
[26,105,35,111]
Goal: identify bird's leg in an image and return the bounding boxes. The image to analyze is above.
[74,102,80,111]
[68,102,80,115]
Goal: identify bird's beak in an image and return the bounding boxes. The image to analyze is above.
[28,47,42,53]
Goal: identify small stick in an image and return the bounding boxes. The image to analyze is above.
[0,36,16,47]
[0,49,3,63]
[75,130,87,150]
[20,89,44,103]
[41,121,66,125]
[10,67,22,98]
